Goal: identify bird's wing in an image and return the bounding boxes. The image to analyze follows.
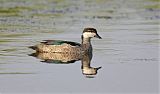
[41,40,81,46]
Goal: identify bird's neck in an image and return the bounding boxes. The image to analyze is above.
[82,37,91,44]
[81,35,92,51]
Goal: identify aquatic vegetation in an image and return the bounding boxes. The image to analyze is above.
[0,0,158,93]
[0,7,20,17]
[0,39,12,43]
[0,24,31,29]
[145,4,160,9]
[148,0,160,2]
[0,32,31,45]
[85,0,109,3]
[0,7,20,13]
[0,33,31,37]
[145,0,160,9]
[31,13,63,17]
[0,5,33,16]
[0,6,42,17]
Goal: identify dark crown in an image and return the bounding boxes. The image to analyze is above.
[83,28,97,33]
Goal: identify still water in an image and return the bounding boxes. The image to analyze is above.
[0,0,159,94]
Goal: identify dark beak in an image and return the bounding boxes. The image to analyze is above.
[95,34,102,39]
[96,66,102,70]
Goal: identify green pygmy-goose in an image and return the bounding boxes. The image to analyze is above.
[29,28,102,53]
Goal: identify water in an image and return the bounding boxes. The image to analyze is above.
[0,0,159,94]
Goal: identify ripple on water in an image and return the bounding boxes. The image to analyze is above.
[0,0,159,93]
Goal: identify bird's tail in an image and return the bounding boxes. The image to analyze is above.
[28,46,37,50]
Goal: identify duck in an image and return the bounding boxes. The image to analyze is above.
[29,27,102,53]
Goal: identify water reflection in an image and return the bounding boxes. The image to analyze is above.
[29,51,101,77]
[81,51,101,76]
[29,52,81,64]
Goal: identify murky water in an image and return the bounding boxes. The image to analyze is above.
[0,0,159,94]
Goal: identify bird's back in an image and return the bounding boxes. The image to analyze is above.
[29,40,82,53]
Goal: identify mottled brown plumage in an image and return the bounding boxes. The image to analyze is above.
[29,28,102,53]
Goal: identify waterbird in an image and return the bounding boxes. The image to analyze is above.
[29,27,102,53]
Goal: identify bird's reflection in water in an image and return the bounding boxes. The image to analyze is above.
[30,52,81,64]
[29,51,101,77]
[81,52,101,77]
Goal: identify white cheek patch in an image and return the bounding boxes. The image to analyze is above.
[83,32,95,38]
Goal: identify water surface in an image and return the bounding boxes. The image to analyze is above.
[0,0,159,94]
